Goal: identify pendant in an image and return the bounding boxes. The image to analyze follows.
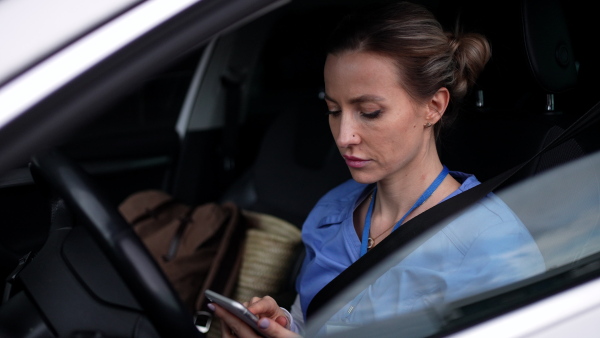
[367,237,374,249]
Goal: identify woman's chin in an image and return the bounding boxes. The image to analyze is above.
[349,170,378,185]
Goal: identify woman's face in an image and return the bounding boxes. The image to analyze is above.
[324,51,436,184]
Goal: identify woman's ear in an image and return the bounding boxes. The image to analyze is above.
[425,87,450,124]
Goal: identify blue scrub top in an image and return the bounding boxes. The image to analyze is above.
[296,171,545,324]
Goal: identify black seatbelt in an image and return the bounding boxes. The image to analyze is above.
[306,100,600,319]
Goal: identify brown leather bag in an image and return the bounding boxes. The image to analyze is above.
[118,189,247,334]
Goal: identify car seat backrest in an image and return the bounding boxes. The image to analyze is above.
[224,94,350,227]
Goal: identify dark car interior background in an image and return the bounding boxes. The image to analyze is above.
[0,0,599,336]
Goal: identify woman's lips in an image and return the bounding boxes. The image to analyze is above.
[343,155,370,168]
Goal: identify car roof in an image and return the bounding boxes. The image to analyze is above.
[0,0,143,85]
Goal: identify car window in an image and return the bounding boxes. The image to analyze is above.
[67,48,202,140]
[306,148,600,337]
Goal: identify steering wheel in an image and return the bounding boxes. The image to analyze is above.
[30,149,202,338]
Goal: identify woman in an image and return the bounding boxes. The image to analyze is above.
[210,2,545,336]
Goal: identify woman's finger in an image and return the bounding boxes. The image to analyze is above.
[255,318,301,338]
[246,296,280,317]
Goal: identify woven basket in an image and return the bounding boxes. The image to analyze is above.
[234,210,302,303]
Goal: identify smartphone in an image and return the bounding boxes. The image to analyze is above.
[205,289,265,336]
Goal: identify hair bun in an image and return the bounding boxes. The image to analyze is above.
[448,32,491,99]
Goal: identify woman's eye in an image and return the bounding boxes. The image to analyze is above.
[326,110,341,117]
[361,110,382,119]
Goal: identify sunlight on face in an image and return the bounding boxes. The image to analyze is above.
[323,51,434,184]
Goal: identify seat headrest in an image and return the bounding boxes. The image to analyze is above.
[447,0,579,110]
[521,0,577,93]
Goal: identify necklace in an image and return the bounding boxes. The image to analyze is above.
[366,215,395,248]
[359,166,449,256]
[361,194,396,249]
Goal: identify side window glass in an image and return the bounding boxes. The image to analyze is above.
[69,48,203,142]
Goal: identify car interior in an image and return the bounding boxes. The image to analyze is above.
[1,0,599,336]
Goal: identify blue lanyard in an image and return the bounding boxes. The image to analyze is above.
[359,166,449,256]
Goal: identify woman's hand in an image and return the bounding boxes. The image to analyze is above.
[244,296,289,328]
[209,296,300,338]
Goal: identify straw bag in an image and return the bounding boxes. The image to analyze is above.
[234,210,302,302]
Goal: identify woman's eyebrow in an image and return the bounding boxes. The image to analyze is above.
[323,94,385,104]
[349,95,385,104]
[323,93,337,103]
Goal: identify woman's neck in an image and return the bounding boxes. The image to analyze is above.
[353,145,461,245]
[377,165,438,218]
[372,156,459,229]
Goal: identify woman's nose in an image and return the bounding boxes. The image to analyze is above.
[333,113,360,148]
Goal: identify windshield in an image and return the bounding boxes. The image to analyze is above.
[306,148,600,337]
